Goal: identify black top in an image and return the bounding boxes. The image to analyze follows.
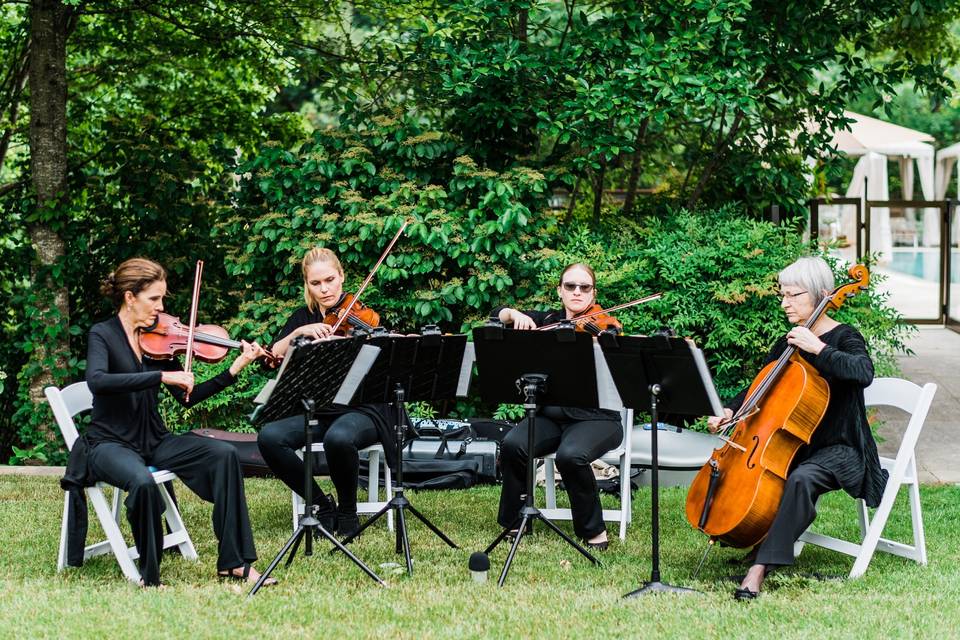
[86,315,236,456]
[727,323,887,507]
[489,305,621,424]
[271,306,400,466]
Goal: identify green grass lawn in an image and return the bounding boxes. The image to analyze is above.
[1,475,957,639]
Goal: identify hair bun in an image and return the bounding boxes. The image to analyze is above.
[99,272,117,298]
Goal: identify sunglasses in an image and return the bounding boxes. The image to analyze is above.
[561,282,594,293]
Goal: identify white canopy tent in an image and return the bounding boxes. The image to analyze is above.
[829,111,938,258]
[935,142,960,247]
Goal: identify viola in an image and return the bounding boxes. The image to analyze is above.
[684,264,870,549]
[139,312,279,366]
[322,293,381,336]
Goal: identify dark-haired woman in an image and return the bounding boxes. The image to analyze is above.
[86,257,273,587]
[257,247,398,538]
[492,262,624,550]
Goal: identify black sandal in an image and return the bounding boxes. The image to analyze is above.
[218,563,278,587]
[733,587,758,600]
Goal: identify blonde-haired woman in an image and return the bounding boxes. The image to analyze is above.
[258,247,396,537]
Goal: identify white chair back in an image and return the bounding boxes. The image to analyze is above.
[44,382,93,451]
[864,377,936,464]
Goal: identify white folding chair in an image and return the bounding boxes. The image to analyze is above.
[291,443,393,532]
[794,377,937,578]
[46,382,198,584]
[538,408,634,540]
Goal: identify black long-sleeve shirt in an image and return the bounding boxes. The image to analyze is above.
[489,305,621,424]
[85,315,236,456]
[269,306,400,467]
[727,323,887,507]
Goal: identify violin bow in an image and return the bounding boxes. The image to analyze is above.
[536,292,664,331]
[183,260,203,401]
[329,219,409,335]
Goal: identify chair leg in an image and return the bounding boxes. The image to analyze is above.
[850,482,900,579]
[384,459,394,532]
[87,486,141,584]
[292,491,303,532]
[618,453,629,541]
[368,449,380,503]
[544,458,557,509]
[159,482,197,560]
[907,458,927,564]
[57,492,70,572]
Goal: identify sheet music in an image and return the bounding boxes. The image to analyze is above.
[456,342,476,397]
[253,342,298,405]
[690,344,725,417]
[593,342,624,411]
[333,344,382,405]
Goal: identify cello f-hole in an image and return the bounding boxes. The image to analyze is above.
[746,435,760,469]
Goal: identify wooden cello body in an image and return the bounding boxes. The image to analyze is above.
[684,263,870,548]
[684,354,829,548]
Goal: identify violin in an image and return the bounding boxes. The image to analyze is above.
[321,220,408,337]
[536,292,663,334]
[139,312,279,366]
[323,293,381,336]
[565,303,622,335]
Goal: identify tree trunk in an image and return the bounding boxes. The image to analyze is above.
[26,0,71,442]
[622,118,650,217]
[592,162,606,226]
[686,110,744,210]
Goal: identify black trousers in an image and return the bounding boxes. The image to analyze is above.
[87,435,257,586]
[755,461,841,567]
[257,411,379,516]
[497,415,622,540]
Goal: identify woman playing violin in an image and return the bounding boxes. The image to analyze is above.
[492,262,624,550]
[711,257,886,600]
[84,258,273,587]
[258,247,394,537]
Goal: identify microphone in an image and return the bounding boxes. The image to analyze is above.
[468,552,489,583]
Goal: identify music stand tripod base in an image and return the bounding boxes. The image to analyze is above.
[331,337,464,576]
[247,339,388,596]
[624,581,698,597]
[483,373,599,587]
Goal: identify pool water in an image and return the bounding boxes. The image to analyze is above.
[887,250,960,282]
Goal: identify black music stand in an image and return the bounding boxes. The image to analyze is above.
[247,336,386,596]
[474,325,608,587]
[595,333,724,597]
[333,332,469,575]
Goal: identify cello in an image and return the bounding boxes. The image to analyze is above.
[684,264,869,549]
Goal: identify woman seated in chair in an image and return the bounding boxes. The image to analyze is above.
[86,258,273,587]
[492,262,624,550]
[257,247,397,538]
[709,256,887,600]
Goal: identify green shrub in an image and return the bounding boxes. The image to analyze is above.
[518,207,911,425]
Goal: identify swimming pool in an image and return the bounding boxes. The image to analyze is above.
[887,250,960,282]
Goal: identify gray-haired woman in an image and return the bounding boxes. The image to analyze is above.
[708,256,887,600]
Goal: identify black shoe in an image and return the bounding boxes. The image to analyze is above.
[733,587,758,600]
[337,513,361,539]
[315,493,337,532]
[585,539,609,551]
